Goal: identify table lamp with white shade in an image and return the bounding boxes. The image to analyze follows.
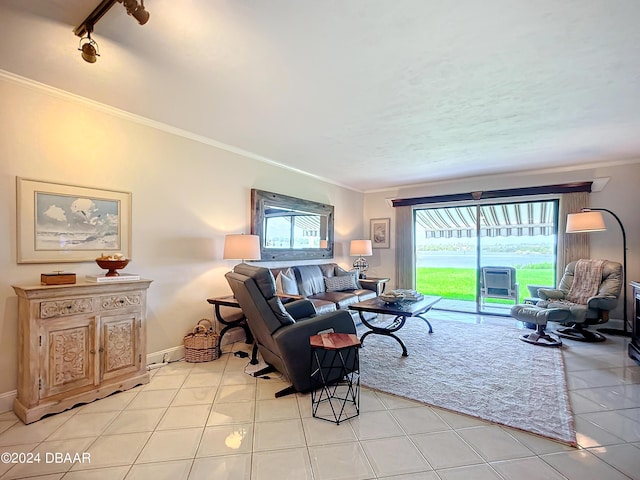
[223,234,261,267]
[350,239,372,278]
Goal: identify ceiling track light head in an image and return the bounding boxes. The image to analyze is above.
[121,0,150,25]
[78,31,100,63]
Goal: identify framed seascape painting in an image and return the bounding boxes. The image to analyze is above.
[370,217,390,249]
[17,178,132,263]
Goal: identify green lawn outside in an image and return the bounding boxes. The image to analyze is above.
[416,267,554,303]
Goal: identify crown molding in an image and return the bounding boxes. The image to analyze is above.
[0,69,359,193]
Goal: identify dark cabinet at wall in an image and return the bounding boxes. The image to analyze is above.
[630,282,640,365]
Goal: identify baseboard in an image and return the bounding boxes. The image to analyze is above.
[146,345,184,365]
[145,329,247,366]
[0,390,17,414]
[221,328,247,346]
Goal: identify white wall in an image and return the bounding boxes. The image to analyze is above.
[364,162,640,322]
[0,76,364,396]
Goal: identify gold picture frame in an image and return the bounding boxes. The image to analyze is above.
[17,177,132,263]
[370,217,390,249]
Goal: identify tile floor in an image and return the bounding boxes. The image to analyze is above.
[0,310,639,479]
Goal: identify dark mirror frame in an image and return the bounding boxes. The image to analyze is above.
[251,189,334,261]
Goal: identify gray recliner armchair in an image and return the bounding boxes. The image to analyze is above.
[511,259,622,346]
[225,263,357,397]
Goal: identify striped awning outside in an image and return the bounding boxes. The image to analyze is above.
[415,201,555,238]
[264,208,321,236]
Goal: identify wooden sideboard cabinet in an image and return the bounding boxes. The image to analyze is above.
[12,279,152,424]
[630,281,640,365]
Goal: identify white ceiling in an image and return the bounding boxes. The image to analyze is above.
[1,0,640,192]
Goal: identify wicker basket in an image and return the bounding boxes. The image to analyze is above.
[184,319,220,363]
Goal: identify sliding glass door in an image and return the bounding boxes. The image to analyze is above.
[415,205,478,313]
[414,199,558,315]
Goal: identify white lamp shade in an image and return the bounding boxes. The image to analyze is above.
[223,234,261,260]
[349,239,372,256]
[566,211,606,233]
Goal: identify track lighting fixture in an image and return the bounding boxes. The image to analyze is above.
[73,0,150,63]
[78,31,100,63]
[121,0,149,25]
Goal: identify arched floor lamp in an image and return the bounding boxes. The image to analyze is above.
[566,208,629,337]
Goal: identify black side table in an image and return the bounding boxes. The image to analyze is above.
[206,296,253,351]
[310,333,360,425]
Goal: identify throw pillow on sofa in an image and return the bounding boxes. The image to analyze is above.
[324,275,359,292]
[275,268,299,295]
[335,265,361,288]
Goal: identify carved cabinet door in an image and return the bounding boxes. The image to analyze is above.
[39,315,97,399]
[100,312,142,382]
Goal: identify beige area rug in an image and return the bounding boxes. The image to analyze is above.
[357,317,577,446]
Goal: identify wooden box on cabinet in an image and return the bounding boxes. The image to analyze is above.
[12,279,152,424]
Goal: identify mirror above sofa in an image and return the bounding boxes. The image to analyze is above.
[251,189,334,261]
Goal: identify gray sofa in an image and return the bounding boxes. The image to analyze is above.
[270,263,378,320]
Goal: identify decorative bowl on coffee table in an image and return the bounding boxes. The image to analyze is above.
[379,292,405,304]
[96,258,130,277]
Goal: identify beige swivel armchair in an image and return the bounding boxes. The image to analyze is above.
[511,259,622,346]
